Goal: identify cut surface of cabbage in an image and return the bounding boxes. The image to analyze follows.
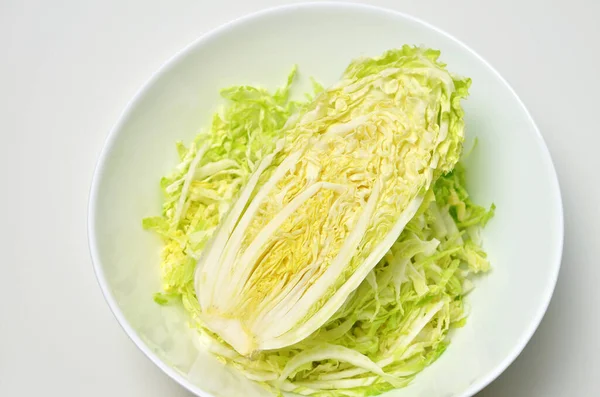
[194,47,470,356]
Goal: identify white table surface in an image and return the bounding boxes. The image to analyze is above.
[2,0,598,396]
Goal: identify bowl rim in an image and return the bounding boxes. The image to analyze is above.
[87,2,564,396]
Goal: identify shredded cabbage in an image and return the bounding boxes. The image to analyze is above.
[144,46,494,397]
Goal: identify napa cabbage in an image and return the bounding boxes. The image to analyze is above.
[194,46,471,356]
[144,46,494,397]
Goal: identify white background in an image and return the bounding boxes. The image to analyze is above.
[1,0,598,396]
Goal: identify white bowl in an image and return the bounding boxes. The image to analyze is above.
[88,3,563,397]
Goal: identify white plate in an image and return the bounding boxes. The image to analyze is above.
[88,3,563,397]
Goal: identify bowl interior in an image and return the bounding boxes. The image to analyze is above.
[89,4,562,397]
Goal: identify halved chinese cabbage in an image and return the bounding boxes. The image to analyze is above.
[194,47,471,356]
